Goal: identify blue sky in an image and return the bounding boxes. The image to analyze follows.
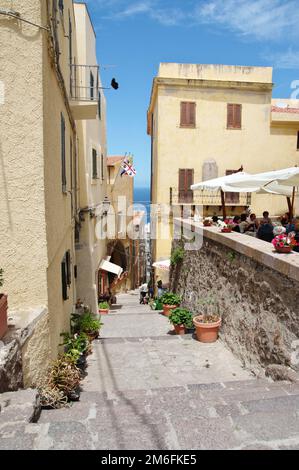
[85,0,299,188]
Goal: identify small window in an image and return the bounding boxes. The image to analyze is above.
[61,113,67,192]
[58,0,64,14]
[101,153,104,181]
[90,72,94,100]
[92,148,98,179]
[297,131,299,150]
[61,256,68,301]
[227,104,242,129]
[180,102,196,128]
[66,250,71,286]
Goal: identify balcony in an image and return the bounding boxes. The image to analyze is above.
[170,188,251,207]
[69,64,99,120]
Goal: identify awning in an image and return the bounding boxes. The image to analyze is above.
[99,260,123,278]
[152,259,170,271]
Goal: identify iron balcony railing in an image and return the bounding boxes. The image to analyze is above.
[70,64,99,102]
[170,188,251,206]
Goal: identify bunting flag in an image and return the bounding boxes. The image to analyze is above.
[120,155,137,177]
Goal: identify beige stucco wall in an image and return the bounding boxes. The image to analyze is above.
[150,63,299,268]
[0,1,48,309]
[73,3,108,313]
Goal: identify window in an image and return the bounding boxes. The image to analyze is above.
[61,255,68,301]
[227,104,242,129]
[90,72,94,100]
[98,91,101,119]
[180,102,196,128]
[66,250,71,286]
[61,113,67,192]
[178,169,194,203]
[101,153,104,181]
[58,0,64,14]
[92,148,98,179]
[225,170,240,204]
[297,131,299,150]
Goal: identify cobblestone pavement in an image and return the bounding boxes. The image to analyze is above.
[1,291,299,450]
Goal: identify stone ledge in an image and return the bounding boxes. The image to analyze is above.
[175,218,299,283]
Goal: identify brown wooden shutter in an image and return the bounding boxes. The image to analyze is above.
[180,102,196,127]
[225,170,240,204]
[178,169,194,203]
[235,104,242,128]
[227,104,242,129]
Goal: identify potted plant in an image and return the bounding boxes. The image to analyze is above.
[0,268,8,340]
[160,292,181,317]
[169,308,193,335]
[71,311,103,341]
[60,332,90,371]
[98,301,110,314]
[203,219,212,227]
[193,296,221,343]
[272,233,297,253]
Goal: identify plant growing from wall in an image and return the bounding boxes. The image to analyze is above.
[171,247,185,265]
[227,251,236,262]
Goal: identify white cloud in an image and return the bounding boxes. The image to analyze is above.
[194,0,299,41]
[88,0,299,40]
[265,48,299,69]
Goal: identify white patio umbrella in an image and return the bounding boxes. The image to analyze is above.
[191,171,293,219]
[227,167,299,219]
[152,259,170,271]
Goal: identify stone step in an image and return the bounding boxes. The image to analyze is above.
[0,389,40,424]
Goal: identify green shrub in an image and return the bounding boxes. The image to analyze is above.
[99,301,109,310]
[60,332,90,361]
[171,247,184,265]
[71,312,103,335]
[169,308,193,328]
[160,292,181,306]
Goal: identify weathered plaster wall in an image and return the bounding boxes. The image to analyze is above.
[170,220,299,376]
[0,1,48,309]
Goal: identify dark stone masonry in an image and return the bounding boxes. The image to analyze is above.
[170,220,299,378]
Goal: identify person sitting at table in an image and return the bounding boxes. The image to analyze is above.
[261,211,272,225]
[280,212,290,227]
[292,220,299,253]
[232,215,241,232]
[257,217,274,243]
[286,217,296,234]
[246,213,259,233]
[239,213,249,233]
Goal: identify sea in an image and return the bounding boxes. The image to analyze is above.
[134,186,151,223]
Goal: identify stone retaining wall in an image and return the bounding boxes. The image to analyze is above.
[170,219,299,377]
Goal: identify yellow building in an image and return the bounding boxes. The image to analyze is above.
[106,156,136,292]
[147,63,299,280]
[0,1,108,386]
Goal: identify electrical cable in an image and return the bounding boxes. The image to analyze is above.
[0,9,49,31]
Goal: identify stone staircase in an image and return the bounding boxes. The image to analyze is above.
[1,378,299,450]
[1,292,299,450]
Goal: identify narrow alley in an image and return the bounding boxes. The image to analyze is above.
[2,292,298,450]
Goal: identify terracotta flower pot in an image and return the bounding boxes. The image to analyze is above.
[275,246,292,253]
[0,294,8,340]
[193,315,221,343]
[163,304,178,317]
[87,331,99,342]
[174,324,186,335]
[99,309,109,315]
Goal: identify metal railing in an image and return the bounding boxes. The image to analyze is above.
[70,64,99,102]
[170,188,251,206]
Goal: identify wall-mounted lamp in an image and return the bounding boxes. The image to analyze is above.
[102,196,111,216]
